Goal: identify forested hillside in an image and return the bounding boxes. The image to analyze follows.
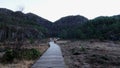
[0,8,120,41]
[0,8,51,42]
[60,16,120,40]
[53,15,120,41]
[51,15,88,37]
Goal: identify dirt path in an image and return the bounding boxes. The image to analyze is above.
[32,41,65,68]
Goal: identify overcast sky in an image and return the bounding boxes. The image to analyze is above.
[0,0,120,22]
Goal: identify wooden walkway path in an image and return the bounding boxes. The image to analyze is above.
[32,41,65,68]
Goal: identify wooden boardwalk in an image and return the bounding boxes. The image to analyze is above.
[32,41,65,68]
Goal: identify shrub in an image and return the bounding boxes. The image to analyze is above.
[2,48,41,63]
[79,46,86,51]
[86,54,111,64]
[70,48,81,55]
[2,49,15,63]
[29,37,34,44]
[17,48,41,60]
[70,46,86,55]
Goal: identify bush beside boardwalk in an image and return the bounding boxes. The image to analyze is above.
[0,39,49,68]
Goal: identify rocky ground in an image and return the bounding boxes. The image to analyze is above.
[0,39,49,68]
[57,40,120,68]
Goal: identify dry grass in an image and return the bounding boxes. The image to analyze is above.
[0,39,49,68]
[0,60,33,68]
[57,40,120,68]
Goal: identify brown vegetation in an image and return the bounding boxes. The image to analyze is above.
[57,40,120,68]
[0,39,49,68]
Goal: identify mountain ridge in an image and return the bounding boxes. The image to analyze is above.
[0,8,120,41]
